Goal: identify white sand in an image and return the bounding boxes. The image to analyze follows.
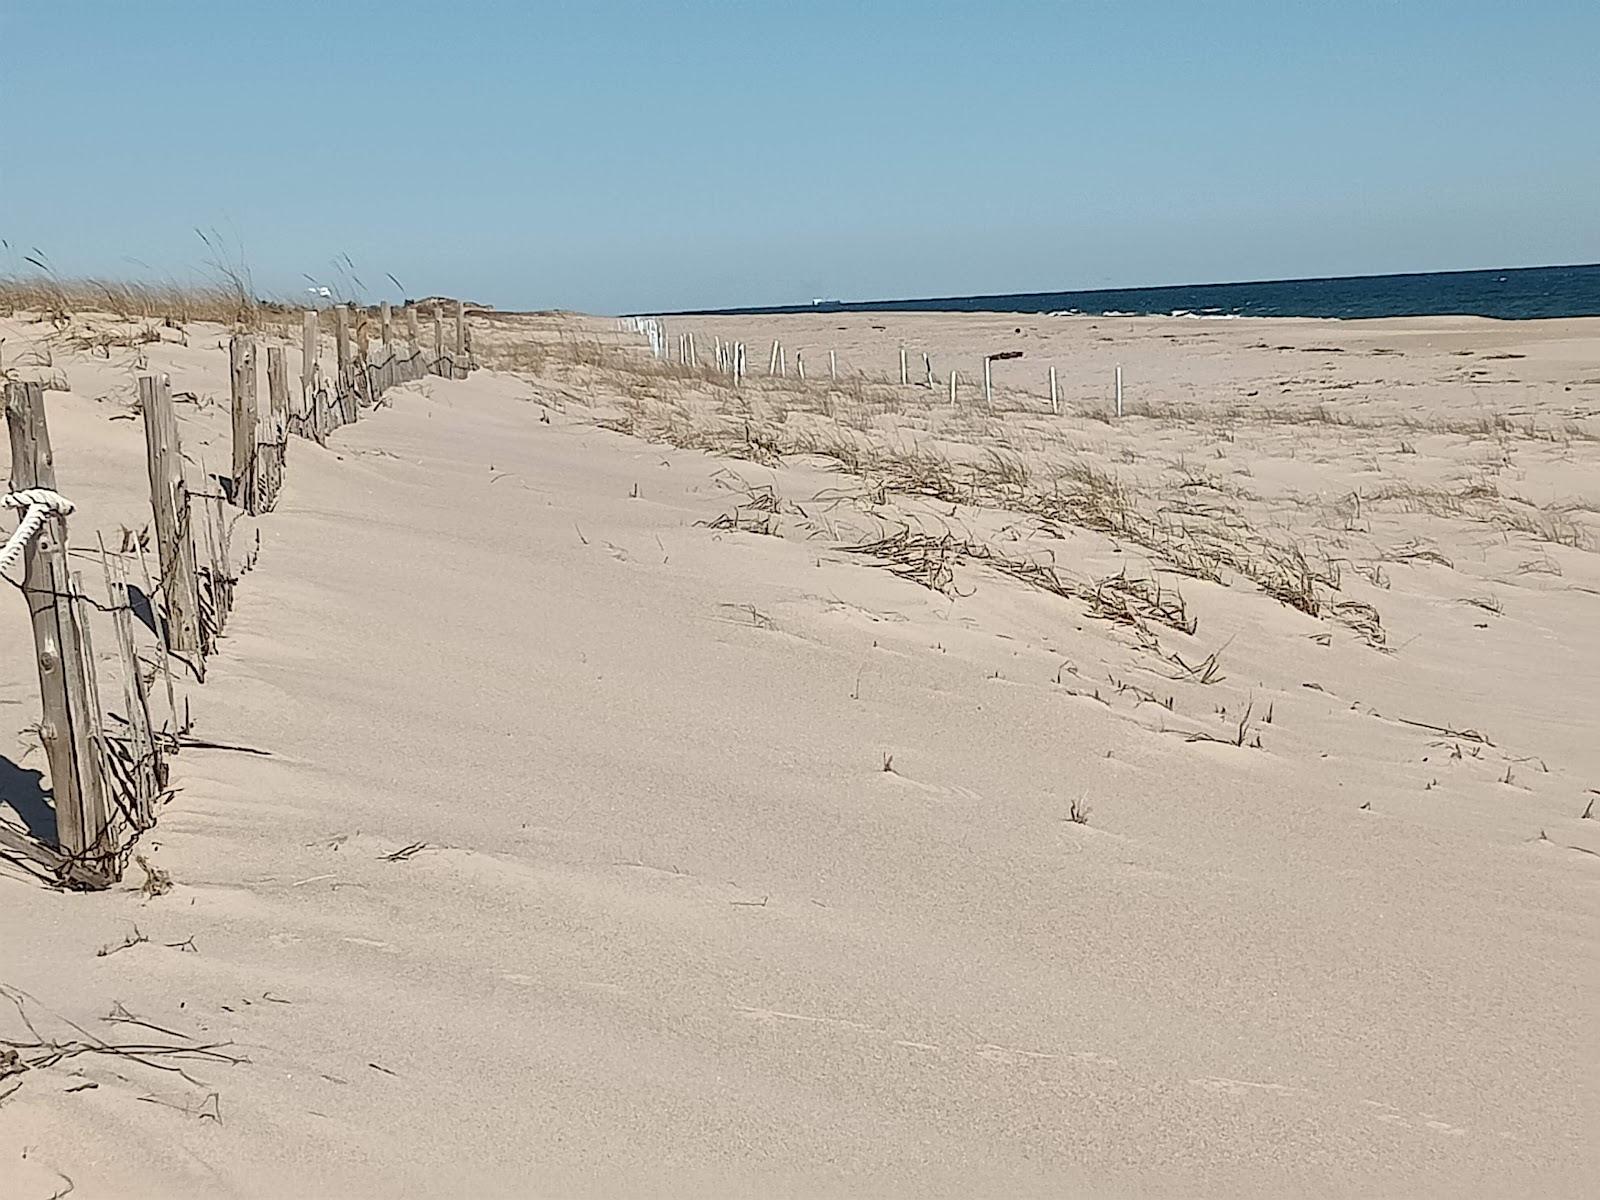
[2,307,1597,1196]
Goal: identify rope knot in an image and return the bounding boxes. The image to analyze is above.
[1,487,75,517]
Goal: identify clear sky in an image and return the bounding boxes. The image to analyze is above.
[3,1,1597,313]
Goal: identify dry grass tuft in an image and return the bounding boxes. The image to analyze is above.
[0,275,267,328]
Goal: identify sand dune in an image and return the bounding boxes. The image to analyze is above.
[3,306,1597,1196]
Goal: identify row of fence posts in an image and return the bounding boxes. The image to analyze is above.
[2,299,475,887]
[620,317,1126,416]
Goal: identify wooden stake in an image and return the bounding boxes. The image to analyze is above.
[229,335,258,513]
[335,304,350,386]
[949,369,957,407]
[829,349,837,381]
[135,542,178,729]
[1049,366,1059,415]
[301,311,317,416]
[406,304,418,346]
[769,339,780,376]
[380,300,392,350]
[99,541,159,830]
[264,346,289,509]
[899,347,908,386]
[138,374,202,660]
[983,356,993,408]
[455,300,466,364]
[267,346,289,423]
[1115,365,1123,418]
[4,381,113,886]
[433,302,443,366]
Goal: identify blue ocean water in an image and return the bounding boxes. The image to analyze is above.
[691,263,1600,321]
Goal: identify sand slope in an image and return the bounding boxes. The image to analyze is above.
[2,310,1597,1197]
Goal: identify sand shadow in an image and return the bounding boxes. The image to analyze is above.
[128,581,159,637]
[0,754,55,843]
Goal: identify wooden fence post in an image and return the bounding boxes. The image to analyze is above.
[1049,366,1059,415]
[264,346,289,509]
[335,304,350,387]
[433,302,443,372]
[331,307,347,382]
[230,335,258,513]
[4,381,114,886]
[406,304,418,347]
[899,346,908,385]
[301,310,317,416]
[138,374,203,661]
[454,300,466,365]
[380,300,393,351]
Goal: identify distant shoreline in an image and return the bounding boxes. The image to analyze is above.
[641,262,1600,322]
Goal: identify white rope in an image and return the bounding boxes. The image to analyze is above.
[0,488,75,576]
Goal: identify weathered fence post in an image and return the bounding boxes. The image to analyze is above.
[138,374,203,661]
[230,335,259,513]
[1049,366,1059,415]
[331,305,347,385]
[1115,365,1124,418]
[899,346,908,386]
[264,345,289,509]
[5,381,114,886]
[406,304,418,347]
[301,310,317,416]
[829,349,837,382]
[433,302,443,372]
[454,300,466,370]
[380,300,393,351]
[983,355,993,408]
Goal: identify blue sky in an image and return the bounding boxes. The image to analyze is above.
[3,1,1596,313]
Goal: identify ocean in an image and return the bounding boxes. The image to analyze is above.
[687,263,1600,322]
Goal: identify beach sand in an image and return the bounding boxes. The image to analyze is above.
[2,305,1597,1196]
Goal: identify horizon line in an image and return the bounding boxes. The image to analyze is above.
[628,260,1600,318]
